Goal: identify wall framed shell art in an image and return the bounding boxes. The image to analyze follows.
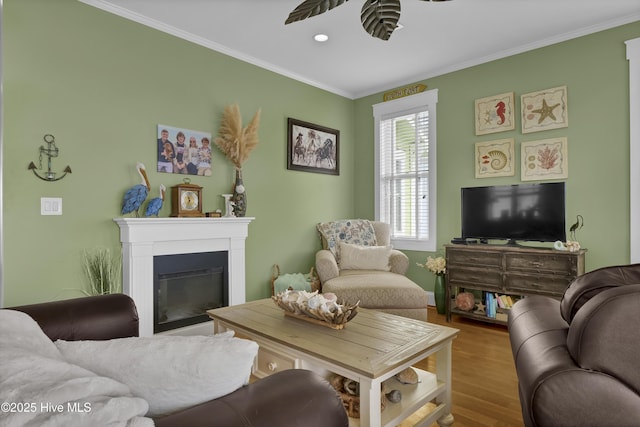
[521,137,568,181]
[521,86,568,134]
[475,138,515,178]
[474,92,515,136]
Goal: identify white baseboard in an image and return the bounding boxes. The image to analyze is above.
[426,291,435,306]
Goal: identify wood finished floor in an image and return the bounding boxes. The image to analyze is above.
[399,307,524,427]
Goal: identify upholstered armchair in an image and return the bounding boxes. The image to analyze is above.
[315,219,428,321]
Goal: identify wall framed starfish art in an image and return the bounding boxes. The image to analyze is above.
[521,86,569,134]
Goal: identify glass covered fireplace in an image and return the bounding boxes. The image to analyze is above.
[153,251,228,333]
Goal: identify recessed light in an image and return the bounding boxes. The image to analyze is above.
[314,33,329,42]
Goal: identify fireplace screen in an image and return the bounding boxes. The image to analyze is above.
[153,251,228,333]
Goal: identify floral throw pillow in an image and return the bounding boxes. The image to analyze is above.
[317,219,378,260]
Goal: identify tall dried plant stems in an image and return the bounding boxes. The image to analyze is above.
[241,108,261,167]
[214,104,261,169]
[82,248,122,296]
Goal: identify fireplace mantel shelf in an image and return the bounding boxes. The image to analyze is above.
[114,216,254,336]
[114,217,254,225]
[114,217,254,242]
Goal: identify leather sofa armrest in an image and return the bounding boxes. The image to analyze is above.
[560,263,640,323]
[389,249,409,275]
[8,293,139,341]
[566,283,640,393]
[509,290,640,427]
[316,249,339,283]
[153,369,348,427]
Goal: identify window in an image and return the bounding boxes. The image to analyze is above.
[373,89,438,251]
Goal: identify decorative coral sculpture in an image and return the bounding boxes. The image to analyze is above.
[455,292,475,311]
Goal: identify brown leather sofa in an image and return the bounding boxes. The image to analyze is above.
[10,294,349,427]
[508,264,640,427]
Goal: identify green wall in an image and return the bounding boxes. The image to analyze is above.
[355,22,640,289]
[2,0,355,306]
[3,0,639,305]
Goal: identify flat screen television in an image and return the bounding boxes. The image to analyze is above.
[461,182,566,245]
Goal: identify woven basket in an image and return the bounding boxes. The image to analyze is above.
[330,375,386,418]
[270,264,321,295]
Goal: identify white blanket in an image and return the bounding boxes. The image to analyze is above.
[0,309,153,427]
[56,332,259,417]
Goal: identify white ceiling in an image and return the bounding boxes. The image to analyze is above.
[81,0,640,99]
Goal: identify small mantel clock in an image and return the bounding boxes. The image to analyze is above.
[170,181,204,217]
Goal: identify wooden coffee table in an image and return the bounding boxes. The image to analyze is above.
[207,299,459,427]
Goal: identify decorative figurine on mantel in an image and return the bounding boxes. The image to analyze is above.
[213,104,261,217]
[221,194,235,218]
[121,162,150,217]
[145,184,166,217]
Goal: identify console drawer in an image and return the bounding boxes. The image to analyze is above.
[447,250,502,268]
[255,346,298,378]
[506,253,576,275]
[505,273,572,296]
[448,268,502,291]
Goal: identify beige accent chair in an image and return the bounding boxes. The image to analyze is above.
[315,221,428,322]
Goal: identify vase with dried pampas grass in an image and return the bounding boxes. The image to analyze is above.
[214,104,261,217]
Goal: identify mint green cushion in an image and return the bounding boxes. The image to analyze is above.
[274,273,312,294]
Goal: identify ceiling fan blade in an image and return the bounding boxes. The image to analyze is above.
[361,0,401,41]
[285,0,350,25]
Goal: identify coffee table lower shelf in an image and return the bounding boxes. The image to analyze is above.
[347,368,447,427]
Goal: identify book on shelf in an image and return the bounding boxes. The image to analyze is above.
[476,292,525,320]
[506,295,515,306]
[485,293,496,318]
[499,294,510,308]
[457,289,524,318]
[490,293,519,310]
[495,310,509,322]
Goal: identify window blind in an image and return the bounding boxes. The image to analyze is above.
[373,89,437,252]
[379,108,430,240]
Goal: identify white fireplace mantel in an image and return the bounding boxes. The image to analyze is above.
[114,217,254,336]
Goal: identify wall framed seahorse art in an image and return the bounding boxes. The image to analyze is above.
[475,138,515,178]
[474,92,516,136]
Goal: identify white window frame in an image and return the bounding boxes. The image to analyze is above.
[373,89,438,252]
[627,37,640,262]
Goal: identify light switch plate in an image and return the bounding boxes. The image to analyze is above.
[41,197,63,215]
